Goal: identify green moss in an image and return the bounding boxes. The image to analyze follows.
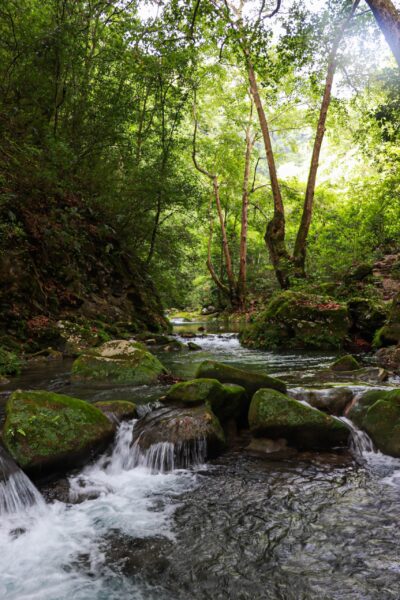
[71,342,166,384]
[331,355,361,372]
[0,346,22,377]
[249,388,349,450]
[240,291,350,351]
[363,400,400,457]
[93,400,137,422]
[195,360,286,396]
[3,390,114,471]
[164,378,247,423]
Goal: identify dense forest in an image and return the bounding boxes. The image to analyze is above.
[2,2,400,599]
[1,0,400,329]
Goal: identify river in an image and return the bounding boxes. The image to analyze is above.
[1,323,400,599]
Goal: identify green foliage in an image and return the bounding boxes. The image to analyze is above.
[0,346,22,378]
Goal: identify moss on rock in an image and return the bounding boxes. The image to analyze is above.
[195,360,286,396]
[71,340,166,384]
[240,291,350,351]
[163,378,246,423]
[3,390,114,473]
[330,355,361,372]
[93,400,137,423]
[248,388,349,450]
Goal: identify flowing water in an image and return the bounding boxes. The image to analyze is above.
[1,326,400,599]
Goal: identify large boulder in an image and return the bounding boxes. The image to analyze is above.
[195,360,286,396]
[347,298,386,343]
[131,405,225,468]
[348,389,400,456]
[71,340,166,384]
[93,400,137,423]
[2,390,115,474]
[163,378,247,423]
[239,291,350,350]
[248,389,349,450]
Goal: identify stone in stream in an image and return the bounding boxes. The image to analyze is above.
[239,291,350,350]
[348,389,400,456]
[248,389,350,450]
[162,378,247,424]
[131,405,225,469]
[71,339,167,384]
[187,341,202,351]
[375,345,400,373]
[289,387,354,416]
[330,355,361,372]
[2,390,115,474]
[195,360,286,397]
[93,400,137,423]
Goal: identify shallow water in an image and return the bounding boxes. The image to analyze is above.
[1,328,400,599]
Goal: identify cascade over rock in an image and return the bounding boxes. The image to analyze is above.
[248,388,350,450]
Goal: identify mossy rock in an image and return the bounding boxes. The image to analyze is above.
[375,345,400,372]
[195,360,286,397]
[71,340,166,384]
[330,355,360,372]
[2,390,115,474]
[348,389,400,456]
[248,389,349,450]
[131,405,226,462]
[163,378,246,423]
[93,400,137,423]
[373,324,400,348]
[289,387,353,416]
[240,291,349,351]
[347,298,386,342]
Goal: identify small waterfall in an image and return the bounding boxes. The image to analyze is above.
[339,417,377,458]
[130,437,207,473]
[0,445,44,515]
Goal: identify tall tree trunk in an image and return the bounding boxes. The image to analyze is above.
[237,109,253,309]
[366,0,400,68]
[293,0,360,277]
[246,58,291,289]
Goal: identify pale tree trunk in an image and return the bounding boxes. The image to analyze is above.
[247,58,291,289]
[192,117,238,306]
[206,199,230,295]
[293,0,360,277]
[366,0,400,68]
[237,105,254,309]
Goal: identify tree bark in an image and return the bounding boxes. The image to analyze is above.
[246,57,291,289]
[237,110,253,309]
[293,0,360,277]
[366,0,400,68]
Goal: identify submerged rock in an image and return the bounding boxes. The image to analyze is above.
[163,378,246,423]
[248,389,349,450]
[348,389,400,456]
[330,355,360,372]
[289,387,354,416]
[239,291,350,351]
[93,400,137,423]
[131,405,225,468]
[2,390,114,474]
[187,341,202,351]
[71,339,166,384]
[195,360,286,396]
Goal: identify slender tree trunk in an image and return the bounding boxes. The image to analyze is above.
[293,0,360,277]
[206,201,230,295]
[237,111,253,309]
[247,58,291,289]
[366,0,400,68]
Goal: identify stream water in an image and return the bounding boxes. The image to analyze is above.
[1,324,400,599]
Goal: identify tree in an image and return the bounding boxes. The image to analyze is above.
[366,0,400,68]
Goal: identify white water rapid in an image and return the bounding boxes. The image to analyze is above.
[0,419,201,600]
